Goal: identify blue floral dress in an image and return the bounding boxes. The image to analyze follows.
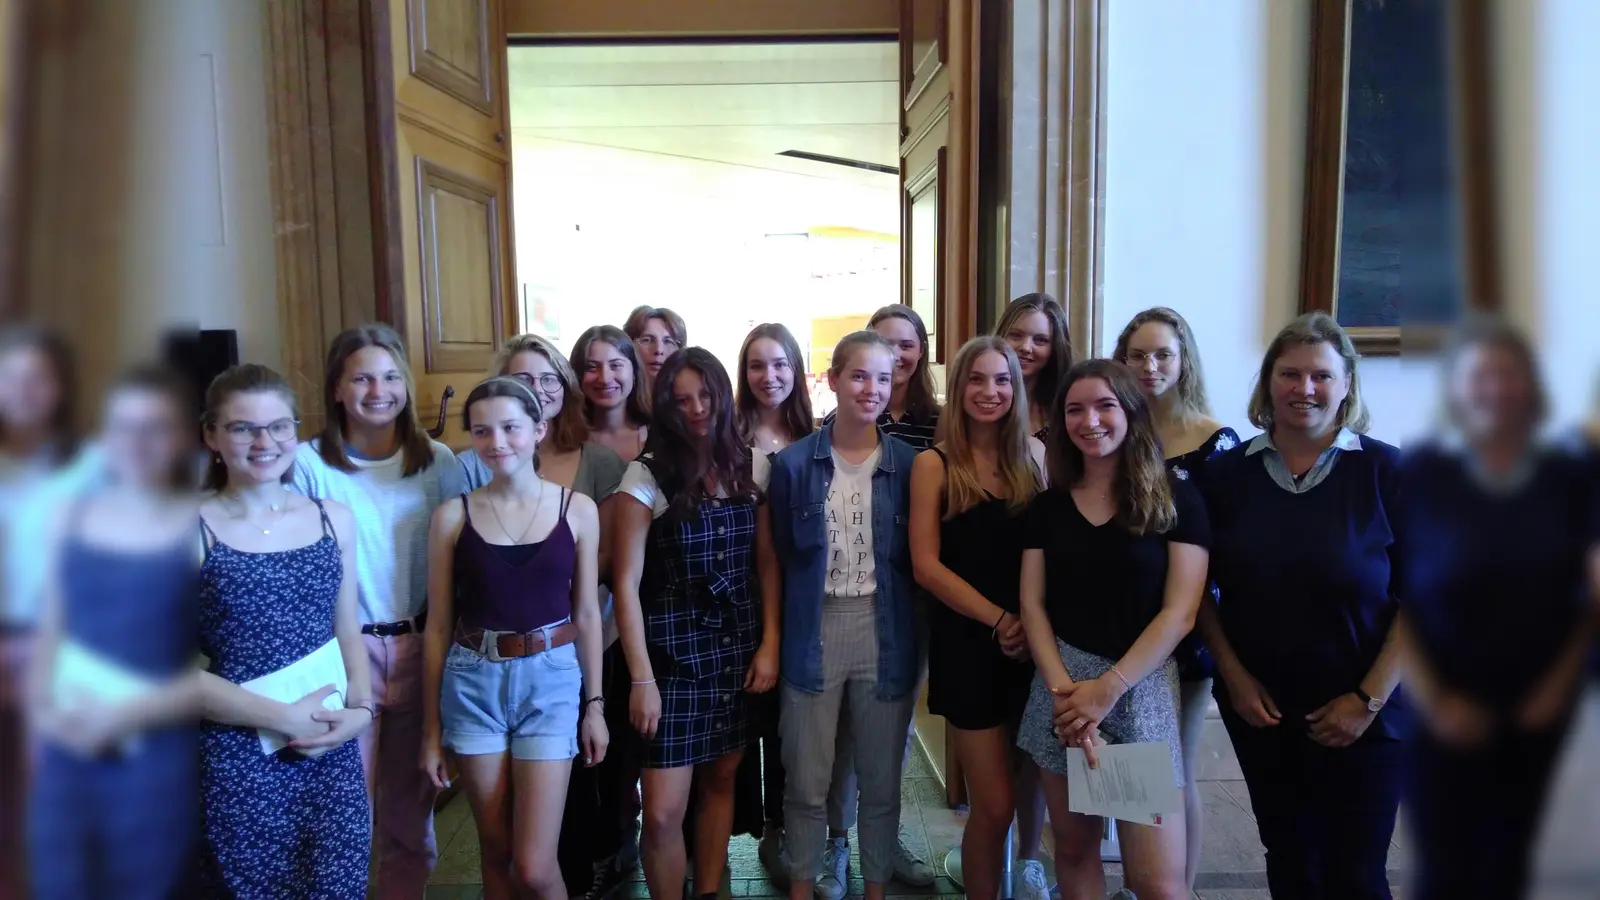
[194,499,370,898]
[1168,426,1239,681]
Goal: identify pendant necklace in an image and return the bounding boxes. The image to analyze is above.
[230,485,289,535]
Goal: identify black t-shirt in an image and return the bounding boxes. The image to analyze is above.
[1022,478,1211,660]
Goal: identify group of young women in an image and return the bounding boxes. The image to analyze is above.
[0,291,1595,900]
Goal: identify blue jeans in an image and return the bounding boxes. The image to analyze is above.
[441,640,581,761]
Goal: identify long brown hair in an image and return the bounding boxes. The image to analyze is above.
[318,324,436,476]
[201,363,300,492]
[940,337,1042,518]
[1045,359,1176,535]
[0,324,79,462]
[1247,312,1371,434]
[868,304,938,418]
[569,325,651,426]
[645,347,758,519]
[491,334,588,454]
[995,293,1073,410]
[735,323,815,445]
[1112,306,1214,422]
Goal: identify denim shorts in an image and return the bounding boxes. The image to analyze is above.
[440,640,582,761]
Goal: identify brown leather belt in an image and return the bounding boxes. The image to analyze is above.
[455,621,578,661]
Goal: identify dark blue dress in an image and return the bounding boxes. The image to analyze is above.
[195,500,370,899]
[1165,425,1239,682]
[28,510,199,900]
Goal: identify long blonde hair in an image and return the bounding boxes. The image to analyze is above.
[1112,307,1213,423]
[940,337,1042,518]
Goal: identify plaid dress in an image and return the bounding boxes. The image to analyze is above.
[638,462,762,769]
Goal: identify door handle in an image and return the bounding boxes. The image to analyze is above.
[426,385,455,439]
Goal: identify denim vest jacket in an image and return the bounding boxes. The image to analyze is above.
[768,424,922,700]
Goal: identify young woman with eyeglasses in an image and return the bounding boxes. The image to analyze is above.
[195,363,373,898]
[289,324,465,897]
[456,334,634,900]
[1112,306,1237,891]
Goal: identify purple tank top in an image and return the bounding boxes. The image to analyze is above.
[453,487,576,632]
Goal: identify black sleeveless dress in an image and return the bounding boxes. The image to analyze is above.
[925,448,1036,732]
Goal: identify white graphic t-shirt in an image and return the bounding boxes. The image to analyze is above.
[825,446,882,599]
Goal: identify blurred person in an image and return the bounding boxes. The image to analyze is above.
[572,326,651,464]
[1396,317,1598,900]
[456,335,632,900]
[996,293,1073,439]
[25,366,201,900]
[0,324,87,895]
[912,337,1049,900]
[765,332,923,900]
[624,306,688,385]
[1014,360,1210,900]
[612,348,778,900]
[814,307,941,895]
[1195,313,1404,900]
[733,323,816,883]
[421,377,608,900]
[194,364,373,898]
[291,324,464,897]
[1113,306,1239,890]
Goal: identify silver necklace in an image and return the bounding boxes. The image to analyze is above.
[227,486,290,535]
[488,482,545,544]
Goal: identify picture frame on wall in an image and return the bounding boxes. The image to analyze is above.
[1297,0,1499,355]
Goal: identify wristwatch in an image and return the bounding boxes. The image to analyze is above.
[1353,687,1384,713]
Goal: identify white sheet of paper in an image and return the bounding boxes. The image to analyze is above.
[1065,741,1183,826]
[52,640,159,711]
[238,638,348,755]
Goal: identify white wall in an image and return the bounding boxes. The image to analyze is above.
[1098,0,1433,442]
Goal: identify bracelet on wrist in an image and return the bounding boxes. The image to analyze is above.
[1107,665,1131,691]
[991,610,1007,640]
[631,679,655,686]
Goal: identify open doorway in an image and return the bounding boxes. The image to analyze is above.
[506,39,901,418]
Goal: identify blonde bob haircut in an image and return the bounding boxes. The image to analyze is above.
[1247,312,1371,434]
[939,336,1042,519]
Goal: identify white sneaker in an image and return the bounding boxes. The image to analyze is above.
[815,837,849,900]
[1014,859,1050,900]
[890,838,936,887]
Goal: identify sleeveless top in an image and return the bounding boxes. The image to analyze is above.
[59,502,198,680]
[454,487,576,632]
[927,447,1031,617]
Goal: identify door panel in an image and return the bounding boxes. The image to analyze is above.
[391,0,506,154]
[405,0,494,114]
[384,0,515,449]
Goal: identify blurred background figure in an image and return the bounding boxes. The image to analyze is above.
[25,364,201,900]
[1397,316,1598,900]
[0,324,90,895]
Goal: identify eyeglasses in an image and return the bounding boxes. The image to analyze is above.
[635,335,680,351]
[1125,350,1176,366]
[510,372,563,393]
[222,418,299,444]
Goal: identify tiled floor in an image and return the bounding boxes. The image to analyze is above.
[427,689,1600,900]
